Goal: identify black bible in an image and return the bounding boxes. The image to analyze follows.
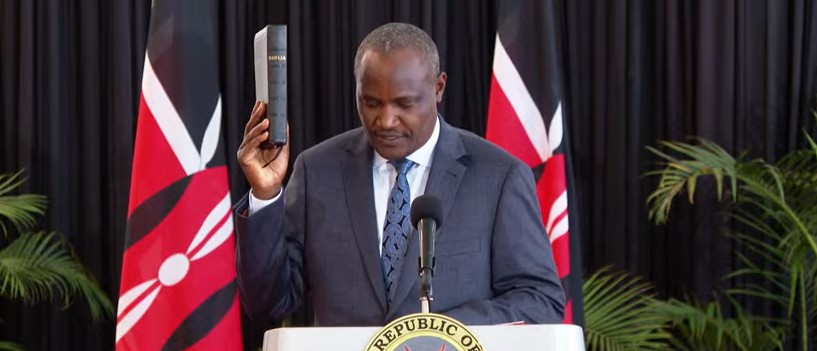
[253,25,287,148]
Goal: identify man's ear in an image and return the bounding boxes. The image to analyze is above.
[435,72,448,103]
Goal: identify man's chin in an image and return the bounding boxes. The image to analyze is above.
[371,143,409,161]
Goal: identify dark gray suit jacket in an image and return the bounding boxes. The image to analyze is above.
[234,120,565,326]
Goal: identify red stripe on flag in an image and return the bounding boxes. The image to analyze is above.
[536,154,566,216]
[563,299,573,324]
[486,75,542,167]
[537,155,570,279]
[128,95,188,216]
[550,235,571,279]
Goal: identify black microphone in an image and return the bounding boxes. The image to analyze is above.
[410,195,443,312]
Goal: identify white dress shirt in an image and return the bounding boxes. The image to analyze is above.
[249,117,441,255]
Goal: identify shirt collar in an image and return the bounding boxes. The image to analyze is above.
[373,116,440,169]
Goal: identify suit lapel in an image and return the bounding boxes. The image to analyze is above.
[387,120,468,319]
[341,130,388,312]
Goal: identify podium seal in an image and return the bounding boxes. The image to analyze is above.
[365,313,483,351]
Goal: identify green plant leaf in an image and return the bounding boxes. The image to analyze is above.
[583,267,672,350]
[803,128,817,161]
[0,170,47,237]
[646,140,739,224]
[0,341,24,351]
[0,232,113,322]
[652,298,783,351]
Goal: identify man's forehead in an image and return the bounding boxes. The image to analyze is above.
[358,50,436,86]
[360,48,432,70]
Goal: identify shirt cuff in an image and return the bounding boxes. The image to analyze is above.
[248,188,283,215]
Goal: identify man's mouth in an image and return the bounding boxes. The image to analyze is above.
[374,132,402,143]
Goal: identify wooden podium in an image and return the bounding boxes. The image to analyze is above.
[263,324,585,350]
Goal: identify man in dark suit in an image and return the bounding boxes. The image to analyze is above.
[235,22,565,326]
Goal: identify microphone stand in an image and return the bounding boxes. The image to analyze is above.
[419,262,434,313]
[418,218,436,313]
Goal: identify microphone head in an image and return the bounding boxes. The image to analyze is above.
[410,195,443,228]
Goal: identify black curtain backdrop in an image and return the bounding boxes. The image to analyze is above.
[1,0,815,350]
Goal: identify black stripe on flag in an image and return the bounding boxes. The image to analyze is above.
[146,0,221,163]
[161,280,237,351]
[496,0,563,134]
[124,176,190,249]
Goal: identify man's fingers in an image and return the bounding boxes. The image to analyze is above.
[243,101,260,135]
[251,131,270,149]
[238,118,268,155]
[237,130,269,165]
[246,118,270,140]
[254,102,267,122]
[243,101,266,135]
[237,114,267,162]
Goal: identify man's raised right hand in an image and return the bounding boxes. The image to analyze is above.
[236,101,290,200]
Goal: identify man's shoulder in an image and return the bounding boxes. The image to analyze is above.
[299,127,365,161]
[446,124,526,169]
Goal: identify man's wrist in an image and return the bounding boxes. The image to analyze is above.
[252,185,281,201]
[248,187,283,215]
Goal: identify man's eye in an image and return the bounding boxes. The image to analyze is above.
[364,99,379,107]
[398,100,414,108]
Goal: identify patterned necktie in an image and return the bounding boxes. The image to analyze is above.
[381,158,415,306]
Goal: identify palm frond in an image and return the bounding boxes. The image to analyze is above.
[777,149,817,192]
[646,140,738,224]
[803,127,817,161]
[652,298,784,351]
[736,176,817,259]
[0,170,47,237]
[0,232,113,322]
[731,208,784,242]
[0,341,24,351]
[723,226,790,298]
[583,267,672,350]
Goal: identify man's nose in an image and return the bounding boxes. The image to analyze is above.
[377,105,401,128]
